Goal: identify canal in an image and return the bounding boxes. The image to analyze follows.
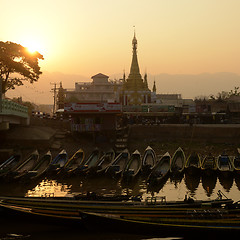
[0,172,239,239]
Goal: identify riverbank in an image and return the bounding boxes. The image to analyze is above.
[128,124,240,157]
[1,123,240,161]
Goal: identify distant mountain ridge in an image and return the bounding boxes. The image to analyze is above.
[6,71,240,104]
[147,72,240,99]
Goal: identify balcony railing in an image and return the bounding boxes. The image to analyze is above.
[71,123,101,132]
[0,99,29,118]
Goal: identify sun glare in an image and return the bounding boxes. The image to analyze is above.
[22,39,44,54]
[27,46,37,54]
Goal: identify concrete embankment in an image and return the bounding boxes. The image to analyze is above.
[129,124,240,143]
[1,123,240,161]
[127,124,240,156]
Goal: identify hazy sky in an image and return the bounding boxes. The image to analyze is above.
[1,0,240,76]
[1,0,240,104]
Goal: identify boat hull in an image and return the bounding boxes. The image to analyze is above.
[1,196,239,234]
[81,210,240,235]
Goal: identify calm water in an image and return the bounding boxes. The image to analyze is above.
[0,172,239,239]
[19,174,240,202]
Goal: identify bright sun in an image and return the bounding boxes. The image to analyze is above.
[22,39,44,54]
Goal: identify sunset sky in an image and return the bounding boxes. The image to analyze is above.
[1,0,240,104]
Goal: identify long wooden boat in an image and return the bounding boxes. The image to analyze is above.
[170,147,186,176]
[122,150,142,182]
[141,146,157,176]
[24,151,52,180]
[61,149,85,175]
[0,193,239,234]
[96,149,115,175]
[217,153,234,177]
[6,150,39,180]
[0,152,22,178]
[0,201,83,223]
[185,152,201,175]
[201,154,217,176]
[47,149,68,174]
[0,193,234,216]
[147,152,171,186]
[105,149,130,179]
[81,204,240,234]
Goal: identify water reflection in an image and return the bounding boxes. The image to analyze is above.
[218,174,234,192]
[184,173,200,194]
[147,177,168,194]
[26,179,71,197]
[0,172,238,202]
[201,173,217,197]
[235,174,240,191]
[169,173,184,188]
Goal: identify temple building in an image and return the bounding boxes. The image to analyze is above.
[65,73,122,103]
[122,32,151,105]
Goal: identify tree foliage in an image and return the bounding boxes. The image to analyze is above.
[195,87,240,102]
[215,91,229,101]
[229,87,240,96]
[0,41,44,94]
[12,97,36,115]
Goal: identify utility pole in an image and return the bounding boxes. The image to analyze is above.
[50,82,64,114]
[50,82,57,114]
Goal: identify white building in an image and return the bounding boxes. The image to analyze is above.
[65,73,122,103]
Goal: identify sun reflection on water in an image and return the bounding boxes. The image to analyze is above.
[26,179,72,197]
[22,174,240,203]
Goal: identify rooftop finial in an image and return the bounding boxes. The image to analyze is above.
[132,26,137,50]
[123,69,126,82]
[153,79,156,93]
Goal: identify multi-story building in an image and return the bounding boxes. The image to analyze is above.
[65,73,122,103]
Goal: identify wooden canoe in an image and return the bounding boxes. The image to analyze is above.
[25,150,52,179]
[201,154,217,176]
[185,152,201,175]
[122,150,142,182]
[62,149,85,175]
[96,149,115,175]
[217,153,234,177]
[8,150,39,180]
[142,146,157,176]
[0,152,22,178]
[147,152,171,185]
[47,149,68,174]
[105,149,130,179]
[170,147,186,175]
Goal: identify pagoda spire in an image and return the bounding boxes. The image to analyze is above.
[128,30,141,80]
[153,80,156,93]
[122,30,151,105]
[123,70,126,83]
[144,72,148,88]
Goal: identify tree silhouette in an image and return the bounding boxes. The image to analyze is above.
[229,87,240,96]
[0,41,44,94]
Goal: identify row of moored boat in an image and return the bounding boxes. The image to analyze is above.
[0,146,240,184]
